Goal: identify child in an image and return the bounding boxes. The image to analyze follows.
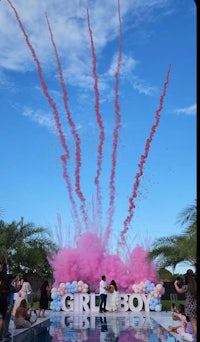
[180,316,195,341]
[14,299,36,329]
[168,303,187,335]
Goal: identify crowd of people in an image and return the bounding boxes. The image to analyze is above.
[168,269,197,341]
[99,271,197,340]
[0,257,51,340]
[0,257,197,341]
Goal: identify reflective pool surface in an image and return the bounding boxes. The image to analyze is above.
[12,312,180,342]
[49,314,178,341]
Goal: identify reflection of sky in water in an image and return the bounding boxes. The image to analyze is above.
[49,314,178,342]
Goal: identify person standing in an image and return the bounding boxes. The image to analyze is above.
[38,281,51,318]
[174,269,197,338]
[0,275,12,340]
[106,280,120,312]
[99,275,108,313]
[0,274,21,339]
[13,274,23,305]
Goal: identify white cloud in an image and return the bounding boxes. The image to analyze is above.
[108,53,138,77]
[0,0,173,110]
[132,78,157,96]
[22,107,57,133]
[174,104,196,116]
[0,0,170,76]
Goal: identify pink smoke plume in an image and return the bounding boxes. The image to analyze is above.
[120,64,172,245]
[6,0,82,227]
[105,0,123,243]
[7,0,171,292]
[46,13,88,232]
[50,231,157,292]
[87,8,105,225]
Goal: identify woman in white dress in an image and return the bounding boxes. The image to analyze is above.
[106,280,119,312]
[12,276,32,317]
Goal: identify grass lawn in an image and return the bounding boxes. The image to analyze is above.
[161,300,184,311]
[33,302,51,310]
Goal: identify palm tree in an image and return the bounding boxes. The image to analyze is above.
[176,200,196,227]
[0,219,57,277]
[148,200,197,272]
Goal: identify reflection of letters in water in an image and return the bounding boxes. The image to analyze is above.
[59,313,151,330]
[50,313,168,341]
[61,293,151,312]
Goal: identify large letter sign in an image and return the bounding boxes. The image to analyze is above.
[60,293,151,312]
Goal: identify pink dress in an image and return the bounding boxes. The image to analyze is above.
[176,313,187,335]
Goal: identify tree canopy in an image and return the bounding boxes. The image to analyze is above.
[0,219,57,278]
[148,200,197,272]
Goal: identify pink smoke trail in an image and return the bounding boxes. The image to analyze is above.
[120,64,172,245]
[105,0,122,241]
[55,213,63,249]
[6,0,80,225]
[87,8,105,226]
[45,13,87,232]
[61,155,81,229]
[55,213,73,249]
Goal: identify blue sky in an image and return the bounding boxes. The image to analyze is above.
[0,0,196,273]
